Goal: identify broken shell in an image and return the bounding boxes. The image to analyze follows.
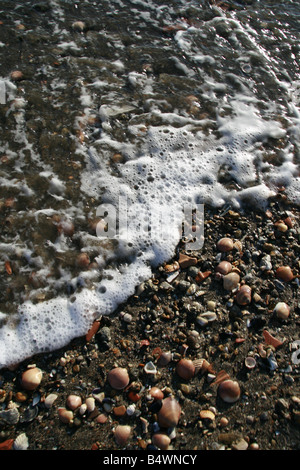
[216,261,232,275]
[144,361,157,375]
[199,409,215,421]
[245,356,256,369]
[223,272,240,291]
[196,311,217,327]
[114,425,131,446]
[164,261,180,272]
[157,351,172,367]
[157,397,181,428]
[107,367,130,390]
[217,237,234,252]
[274,302,290,320]
[236,285,252,306]
[176,358,195,380]
[217,379,240,403]
[58,408,74,424]
[21,367,43,391]
[262,330,283,349]
[66,394,82,410]
[193,358,213,375]
[276,266,294,282]
[152,433,171,450]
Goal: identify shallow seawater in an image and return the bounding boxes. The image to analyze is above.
[0,0,299,367]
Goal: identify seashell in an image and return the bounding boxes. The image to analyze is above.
[216,261,232,275]
[20,405,39,423]
[274,302,290,320]
[157,396,181,428]
[233,240,243,252]
[149,387,164,401]
[21,367,43,391]
[107,367,130,390]
[176,358,195,380]
[196,311,217,327]
[164,261,180,272]
[58,408,74,424]
[13,433,29,450]
[245,356,256,369]
[126,404,136,416]
[217,237,234,252]
[235,285,252,306]
[152,433,171,450]
[144,361,157,375]
[217,379,240,403]
[0,408,19,425]
[276,266,294,282]
[223,272,240,291]
[66,394,82,410]
[114,425,131,446]
[199,409,215,421]
[193,358,213,375]
[157,351,172,367]
[267,351,278,371]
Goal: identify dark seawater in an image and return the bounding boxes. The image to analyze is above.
[0,0,299,367]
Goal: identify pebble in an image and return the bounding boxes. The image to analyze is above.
[21,367,43,391]
[66,394,82,410]
[44,393,58,409]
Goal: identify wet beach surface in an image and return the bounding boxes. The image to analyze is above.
[1,201,300,451]
[0,0,300,451]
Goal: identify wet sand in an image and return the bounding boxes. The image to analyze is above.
[1,197,300,452]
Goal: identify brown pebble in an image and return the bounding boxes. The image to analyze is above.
[276,266,294,282]
[113,405,127,416]
[15,391,28,403]
[96,413,108,424]
[178,253,198,268]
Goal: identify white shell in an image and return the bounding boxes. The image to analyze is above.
[13,433,29,450]
[144,361,157,375]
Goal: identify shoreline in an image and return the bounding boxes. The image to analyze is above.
[0,197,300,451]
